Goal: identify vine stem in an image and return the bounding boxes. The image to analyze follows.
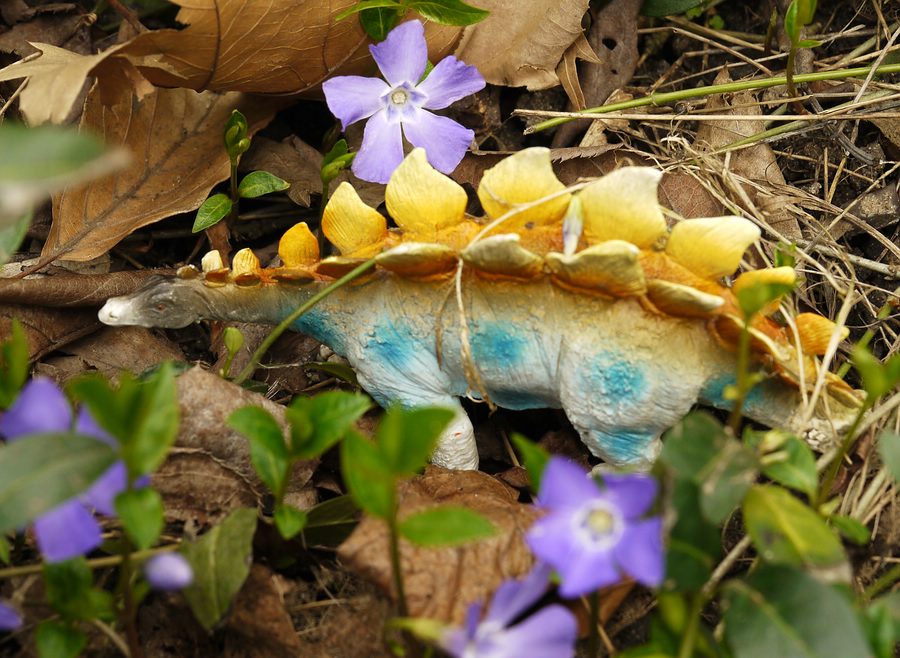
[232,259,376,385]
[676,592,704,658]
[526,62,900,133]
[587,591,600,658]
[0,546,176,580]
[815,398,870,508]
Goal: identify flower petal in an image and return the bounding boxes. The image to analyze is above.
[557,546,621,598]
[485,563,552,628]
[536,457,600,509]
[600,473,658,520]
[418,56,485,110]
[81,461,127,516]
[527,511,578,568]
[577,167,667,248]
[351,110,404,184]
[74,407,115,446]
[322,75,389,130]
[34,500,102,562]
[322,182,388,254]
[144,553,194,591]
[402,108,474,175]
[477,148,570,229]
[385,148,467,238]
[614,517,665,587]
[0,601,21,631]
[665,216,761,279]
[0,378,71,440]
[498,605,578,658]
[370,20,427,87]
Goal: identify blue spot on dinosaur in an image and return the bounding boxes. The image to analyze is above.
[294,308,347,356]
[366,320,420,370]
[470,321,526,367]
[700,374,770,414]
[583,351,646,404]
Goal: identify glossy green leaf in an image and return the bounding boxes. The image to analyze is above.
[724,565,870,658]
[287,391,371,459]
[237,170,290,199]
[408,0,488,25]
[335,0,402,20]
[398,506,496,546]
[36,621,86,658]
[878,430,900,483]
[340,431,394,519]
[115,488,164,550]
[0,433,116,534]
[510,433,549,493]
[228,406,289,497]
[302,495,359,547]
[640,0,706,17]
[376,406,455,476]
[274,503,307,540]
[785,0,800,44]
[0,319,29,408]
[182,507,257,630]
[661,412,758,523]
[665,479,721,591]
[829,514,871,545]
[192,193,232,233]
[759,434,818,500]
[743,485,846,570]
[359,6,402,40]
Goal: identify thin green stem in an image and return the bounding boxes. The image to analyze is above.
[232,259,377,385]
[387,510,408,617]
[728,322,753,434]
[676,592,704,658]
[863,563,900,601]
[0,546,175,580]
[118,548,145,658]
[528,62,900,133]
[815,399,870,508]
[587,590,600,658]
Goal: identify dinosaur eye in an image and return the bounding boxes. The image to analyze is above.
[155,302,167,312]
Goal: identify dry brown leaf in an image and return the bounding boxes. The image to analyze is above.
[223,565,303,658]
[338,466,539,624]
[0,304,99,361]
[455,0,589,90]
[0,41,151,124]
[0,270,172,307]
[123,1,461,94]
[241,136,324,208]
[155,366,317,526]
[556,33,601,110]
[0,7,91,57]
[695,69,802,239]
[43,84,282,262]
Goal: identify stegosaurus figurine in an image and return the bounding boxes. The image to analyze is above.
[99,148,861,470]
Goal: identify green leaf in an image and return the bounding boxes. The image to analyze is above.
[0,433,116,534]
[797,0,817,24]
[407,0,488,25]
[303,361,360,386]
[0,536,9,564]
[274,504,308,540]
[724,565,870,658]
[878,430,900,483]
[398,505,496,546]
[0,318,29,408]
[237,170,290,199]
[742,485,846,570]
[36,621,86,658]
[340,431,394,519]
[852,345,900,401]
[829,514,871,545]
[302,495,359,547]
[322,139,349,167]
[0,210,31,266]
[182,507,257,630]
[115,488,164,550]
[785,0,800,45]
[44,558,93,618]
[640,0,706,17]
[223,326,244,355]
[335,0,402,21]
[759,433,818,500]
[510,433,549,493]
[224,110,249,160]
[359,6,402,41]
[287,391,371,459]
[228,406,289,498]
[660,412,758,523]
[376,406,455,476]
[192,193,232,233]
[863,592,900,658]
[665,479,721,591]
[736,281,795,318]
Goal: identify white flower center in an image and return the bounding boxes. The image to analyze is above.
[576,500,624,549]
[390,88,409,105]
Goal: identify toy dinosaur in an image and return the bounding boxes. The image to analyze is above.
[99,148,861,470]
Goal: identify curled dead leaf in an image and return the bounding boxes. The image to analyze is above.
[338,466,539,624]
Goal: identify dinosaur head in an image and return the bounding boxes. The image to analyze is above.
[99,275,210,328]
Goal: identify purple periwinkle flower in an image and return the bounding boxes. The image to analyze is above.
[322,19,485,184]
[0,378,139,563]
[527,457,664,598]
[0,601,21,632]
[144,553,193,591]
[441,564,577,658]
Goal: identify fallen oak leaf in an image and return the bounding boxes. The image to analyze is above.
[0,270,172,307]
[43,84,283,262]
[0,41,153,124]
[123,0,462,95]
